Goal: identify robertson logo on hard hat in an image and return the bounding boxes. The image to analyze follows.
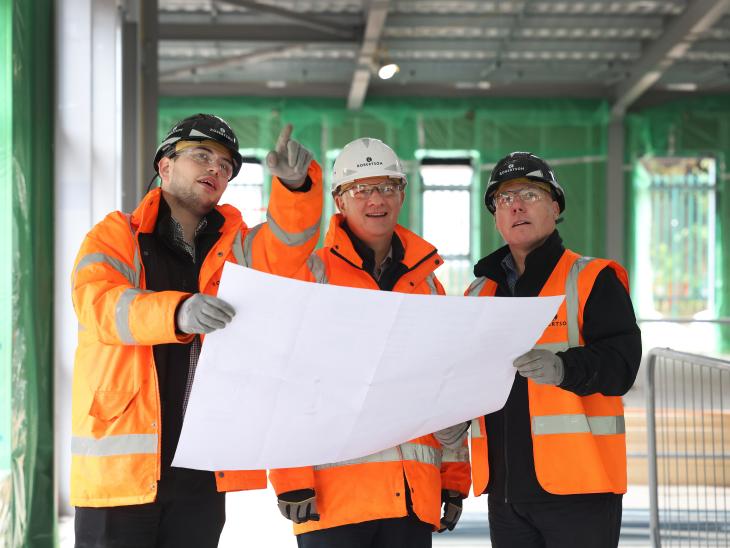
[210,126,231,140]
[357,156,383,168]
[498,162,525,177]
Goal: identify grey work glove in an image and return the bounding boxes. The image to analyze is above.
[175,294,235,334]
[437,489,464,533]
[513,348,564,385]
[277,488,320,524]
[434,422,470,449]
[266,123,313,188]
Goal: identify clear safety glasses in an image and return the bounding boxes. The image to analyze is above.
[493,188,546,210]
[338,179,406,200]
[175,147,234,180]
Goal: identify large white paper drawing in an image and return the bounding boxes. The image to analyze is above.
[173,263,563,471]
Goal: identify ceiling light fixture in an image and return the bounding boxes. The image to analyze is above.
[665,82,698,92]
[373,47,400,80]
[378,62,400,80]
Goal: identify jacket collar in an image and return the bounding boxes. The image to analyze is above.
[130,187,238,235]
[473,230,565,293]
[324,214,440,271]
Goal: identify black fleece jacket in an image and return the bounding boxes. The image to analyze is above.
[474,230,642,502]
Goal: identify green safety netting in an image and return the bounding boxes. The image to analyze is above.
[626,95,730,352]
[0,0,55,546]
[160,96,611,260]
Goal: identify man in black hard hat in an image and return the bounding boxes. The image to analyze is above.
[465,151,642,548]
[70,114,323,548]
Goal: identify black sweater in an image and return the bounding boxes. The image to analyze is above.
[139,196,224,491]
[473,230,642,502]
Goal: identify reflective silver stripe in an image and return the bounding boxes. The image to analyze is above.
[588,415,626,435]
[442,445,469,463]
[534,342,570,353]
[116,288,151,344]
[266,211,320,247]
[231,230,245,265]
[470,418,483,438]
[401,442,441,467]
[307,254,328,284]
[313,443,441,471]
[465,277,487,297]
[71,433,158,457]
[314,447,400,470]
[74,253,137,286]
[565,256,593,348]
[241,224,264,267]
[425,273,439,295]
[533,414,626,436]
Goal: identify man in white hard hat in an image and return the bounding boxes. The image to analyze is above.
[269,138,471,547]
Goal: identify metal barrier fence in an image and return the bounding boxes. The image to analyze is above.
[646,348,730,547]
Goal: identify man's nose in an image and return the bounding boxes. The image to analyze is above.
[510,195,527,211]
[367,188,386,203]
[207,161,224,178]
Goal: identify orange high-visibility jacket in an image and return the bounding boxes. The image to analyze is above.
[70,163,322,508]
[269,214,472,534]
[466,249,629,497]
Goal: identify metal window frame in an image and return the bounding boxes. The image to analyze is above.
[415,149,480,263]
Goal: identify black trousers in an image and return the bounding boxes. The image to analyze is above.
[74,469,225,548]
[296,515,433,548]
[488,494,622,548]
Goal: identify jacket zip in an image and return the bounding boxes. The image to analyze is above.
[406,248,438,274]
[330,248,366,272]
[503,409,510,503]
[330,247,438,281]
[134,226,162,486]
[504,277,514,503]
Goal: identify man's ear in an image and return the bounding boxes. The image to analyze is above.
[158,157,172,185]
[334,194,346,214]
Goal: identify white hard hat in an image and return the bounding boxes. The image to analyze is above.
[331,138,407,193]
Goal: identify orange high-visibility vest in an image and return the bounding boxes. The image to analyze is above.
[70,164,322,508]
[269,215,472,534]
[466,249,629,496]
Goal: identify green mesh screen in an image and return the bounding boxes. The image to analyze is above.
[0,0,14,538]
[160,95,730,352]
[0,0,55,546]
[159,97,610,262]
[627,95,730,353]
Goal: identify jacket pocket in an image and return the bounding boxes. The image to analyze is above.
[88,389,138,422]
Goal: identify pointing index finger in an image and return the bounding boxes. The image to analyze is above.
[275,123,293,154]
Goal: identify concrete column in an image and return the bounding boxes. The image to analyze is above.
[606,114,626,264]
[54,0,124,515]
[137,0,158,195]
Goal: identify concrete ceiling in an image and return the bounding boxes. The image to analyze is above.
[156,0,730,109]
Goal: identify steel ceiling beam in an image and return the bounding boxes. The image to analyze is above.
[159,43,307,81]
[160,79,613,99]
[159,23,358,42]
[347,0,391,110]
[611,0,730,116]
[219,0,353,39]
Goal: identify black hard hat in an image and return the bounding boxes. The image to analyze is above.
[153,113,243,179]
[484,151,565,214]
